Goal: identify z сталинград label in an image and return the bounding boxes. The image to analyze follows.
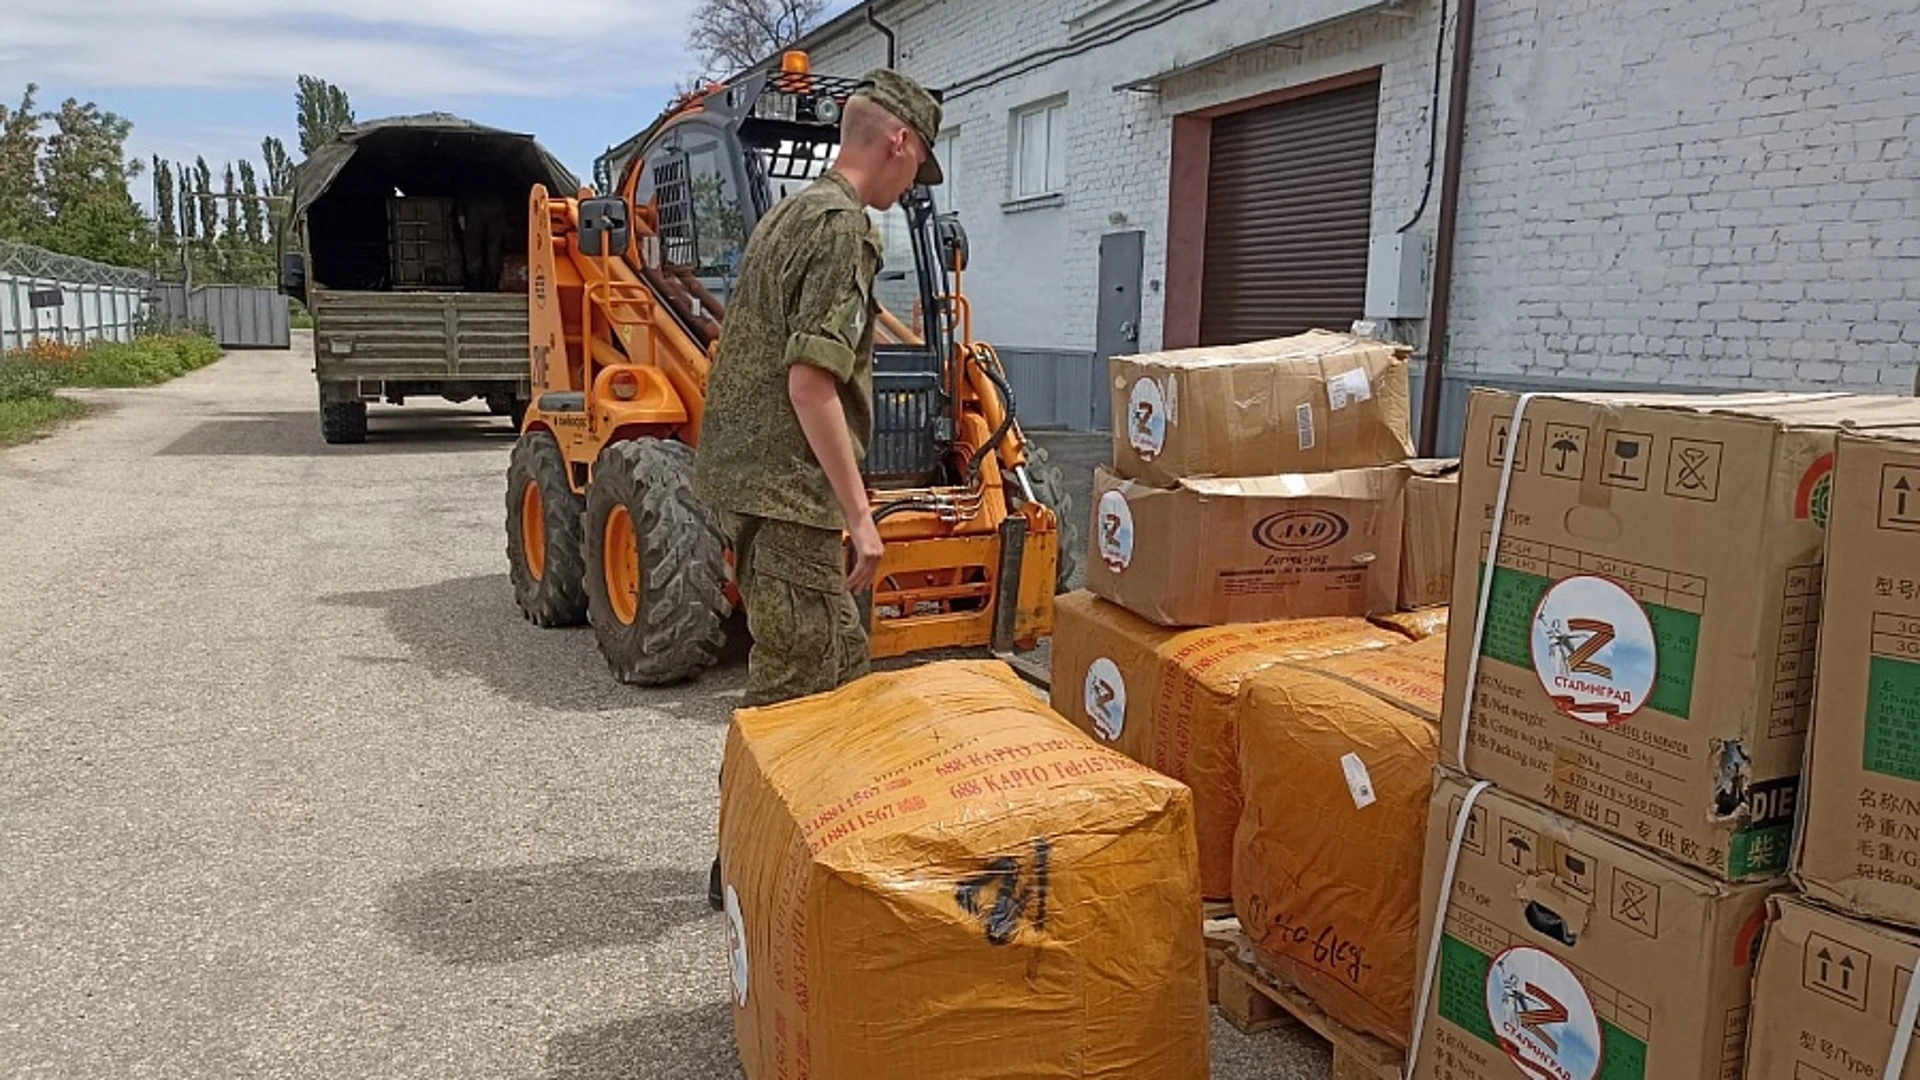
[1438,934,1648,1080]
[1478,565,1700,720]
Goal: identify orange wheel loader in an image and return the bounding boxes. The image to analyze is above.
[503,58,1081,686]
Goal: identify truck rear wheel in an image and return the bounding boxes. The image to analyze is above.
[506,431,588,627]
[584,438,729,686]
[320,399,367,445]
[1027,443,1083,593]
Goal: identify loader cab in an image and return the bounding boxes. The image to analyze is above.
[619,69,961,487]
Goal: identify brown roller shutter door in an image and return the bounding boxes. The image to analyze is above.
[1199,79,1381,347]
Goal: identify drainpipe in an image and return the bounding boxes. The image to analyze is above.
[866,2,898,67]
[1418,0,1480,456]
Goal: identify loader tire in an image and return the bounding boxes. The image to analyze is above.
[320,400,367,445]
[506,431,589,628]
[584,437,729,686]
[1027,443,1083,593]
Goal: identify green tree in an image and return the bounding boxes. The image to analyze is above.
[193,156,217,244]
[260,136,293,197]
[0,85,42,241]
[177,166,196,242]
[35,96,151,266]
[238,161,263,247]
[295,76,354,156]
[153,157,176,244]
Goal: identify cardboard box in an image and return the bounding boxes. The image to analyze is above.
[1746,893,1920,1080]
[1796,430,1920,929]
[1111,330,1414,487]
[1410,771,1779,1080]
[1443,391,1920,881]
[1088,464,1406,627]
[1048,590,1405,898]
[720,660,1211,1080]
[1401,459,1461,610]
[1233,633,1447,1049]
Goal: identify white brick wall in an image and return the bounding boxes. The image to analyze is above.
[1451,0,1920,389]
[802,0,1920,389]
[806,0,1439,353]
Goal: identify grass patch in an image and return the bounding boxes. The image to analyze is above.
[0,332,221,444]
[0,395,89,445]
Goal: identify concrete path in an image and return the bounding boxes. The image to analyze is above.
[0,334,1330,1078]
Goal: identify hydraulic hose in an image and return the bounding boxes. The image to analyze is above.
[968,351,1019,483]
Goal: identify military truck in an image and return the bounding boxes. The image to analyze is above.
[280,115,579,443]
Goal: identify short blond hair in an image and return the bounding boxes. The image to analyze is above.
[841,93,907,149]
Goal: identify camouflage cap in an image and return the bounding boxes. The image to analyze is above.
[854,68,943,186]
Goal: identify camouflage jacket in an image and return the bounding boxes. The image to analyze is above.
[693,170,881,532]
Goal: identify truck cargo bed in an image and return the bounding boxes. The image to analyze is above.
[312,290,528,382]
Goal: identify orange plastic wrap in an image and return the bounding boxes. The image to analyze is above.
[1232,633,1447,1048]
[1048,590,1404,898]
[719,659,1211,1080]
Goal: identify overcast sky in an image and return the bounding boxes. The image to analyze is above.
[0,0,861,204]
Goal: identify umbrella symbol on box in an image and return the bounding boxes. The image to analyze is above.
[1552,437,1581,472]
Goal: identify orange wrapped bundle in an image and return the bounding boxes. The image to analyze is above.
[1048,590,1404,899]
[1232,633,1447,1048]
[719,659,1210,1080]
[1370,605,1447,640]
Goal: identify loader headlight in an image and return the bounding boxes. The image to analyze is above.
[814,97,841,125]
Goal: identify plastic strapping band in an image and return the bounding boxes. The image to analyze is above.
[1405,394,1539,1079]
[1455,392,1539,766]
[1402,778,1494,1080]
[1889,952,1920,1079]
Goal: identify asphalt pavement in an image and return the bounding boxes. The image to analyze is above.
[0,334,1331,1078]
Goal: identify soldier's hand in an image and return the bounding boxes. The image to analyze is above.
[848,515,886,594]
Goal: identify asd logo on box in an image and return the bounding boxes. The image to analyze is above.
[1253,509,1350,552]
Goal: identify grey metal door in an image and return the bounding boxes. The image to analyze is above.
[1093,230,1144,431]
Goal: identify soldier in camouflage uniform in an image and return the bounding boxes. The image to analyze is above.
[694,69,943,709]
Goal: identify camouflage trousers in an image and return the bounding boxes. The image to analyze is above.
[722,512,871,708]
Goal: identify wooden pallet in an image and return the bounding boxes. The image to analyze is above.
[1211,930,1405,1080]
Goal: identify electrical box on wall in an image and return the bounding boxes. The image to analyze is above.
[1365,232,1432,319]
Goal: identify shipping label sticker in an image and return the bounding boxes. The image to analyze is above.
[1096,491,1135,573]
[1296,402,1316,451]
[724,883,750,1007]
[1328,368,1372,411]
[1531,574,1659,727]
[1339,752,1377,810]
[1126,378,1168,461]
[1084,658,1127,741]
[1487,946,1604,1080]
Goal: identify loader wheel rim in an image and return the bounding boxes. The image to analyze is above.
[604,504,641,626]
[522,483,547,582]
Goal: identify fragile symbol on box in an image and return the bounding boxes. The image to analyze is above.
[1602,431,1654,491]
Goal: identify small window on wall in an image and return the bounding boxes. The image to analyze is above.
[1010,98,1066,201]
[936,127,962,212]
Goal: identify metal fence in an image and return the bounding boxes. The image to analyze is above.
[154,283,291,349]
[0,240,152,352]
